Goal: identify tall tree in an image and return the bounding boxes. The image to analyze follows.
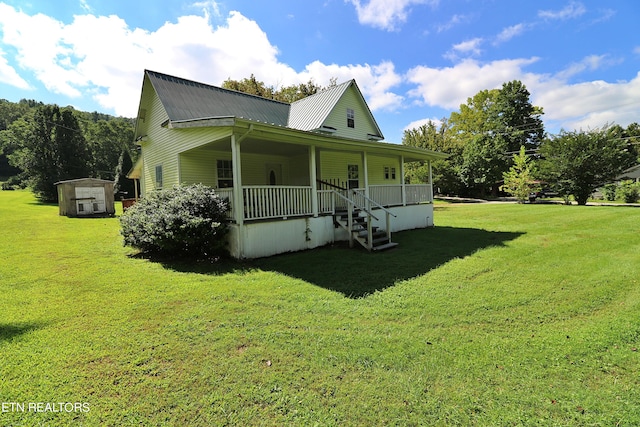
[402,118,463,195]
[539,126,635,205]
[490,80,544,152]
[448,82,544,197]
[16,105,90,201]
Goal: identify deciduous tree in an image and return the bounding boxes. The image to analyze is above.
[539,126,635,205]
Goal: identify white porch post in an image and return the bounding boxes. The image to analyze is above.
[231,134,243,226]
[400,155,406,206]
[309,145,318,217]
[428,159,433,202]
[362,151,369,197]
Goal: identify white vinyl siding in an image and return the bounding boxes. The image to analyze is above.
[321,88,379,141]
[367,155,401,185]
[179,150,221,187]
[319,151,362,188]
[139,88,232,194]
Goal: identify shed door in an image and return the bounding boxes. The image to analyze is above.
[75,187,106,215]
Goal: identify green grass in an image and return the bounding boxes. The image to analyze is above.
[1,190,639,426]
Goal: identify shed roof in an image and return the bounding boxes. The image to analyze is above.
[54,178,115,185]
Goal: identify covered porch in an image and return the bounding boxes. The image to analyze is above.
[171,121,444,258]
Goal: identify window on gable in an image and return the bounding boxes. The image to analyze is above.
[217,159,233,188]
[347,108,355,128]
[155,165,163,189]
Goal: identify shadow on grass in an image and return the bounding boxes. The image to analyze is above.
[0,323,41,342]
[147,226,523,298]
[248,226,523,298]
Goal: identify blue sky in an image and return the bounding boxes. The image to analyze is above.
[0,0,638,142]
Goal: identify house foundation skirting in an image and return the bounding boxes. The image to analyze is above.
[227,203,434,259]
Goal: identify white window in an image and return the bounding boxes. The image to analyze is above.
[384,166,397,180]
[217,160,233,188]
[155,165,163,189]
[347,164,359,189]
[347,108,355,128]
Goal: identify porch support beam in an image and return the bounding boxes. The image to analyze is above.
[400,155,406,206]
[428,159,433,203]
[231,134,243,226]
[362,151,369,197]
[309,146,318,217]
[362,151,369,211]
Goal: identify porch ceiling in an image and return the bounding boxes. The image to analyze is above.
[190,136,309,157]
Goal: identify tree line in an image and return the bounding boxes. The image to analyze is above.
[0,99,136,202]
[402,80,640,204]
[2,77,638,206]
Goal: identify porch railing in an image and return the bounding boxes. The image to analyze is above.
[218,184,432,222]
[369,185,403,206]
[244,186,312,220]
[405,184,432,205]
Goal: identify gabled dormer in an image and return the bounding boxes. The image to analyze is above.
[288,80,384,141]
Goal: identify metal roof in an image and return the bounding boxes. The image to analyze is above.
[143,70,384,139]
[287,80,352,131]
[145,70,290,125]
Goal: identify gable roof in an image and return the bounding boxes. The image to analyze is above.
[145,70,290,125]
[141,70,383,139]
[288,79,384,139]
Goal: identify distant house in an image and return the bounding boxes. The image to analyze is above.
[617,164,640,182]
[129,70,446,259]
[55,178,115,217]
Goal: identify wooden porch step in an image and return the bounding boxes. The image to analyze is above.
[372,242,399,251]
[371,235,391,245]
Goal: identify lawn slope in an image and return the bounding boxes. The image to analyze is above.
[0,191,638,426]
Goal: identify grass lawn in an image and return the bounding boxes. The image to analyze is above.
[1,190,639,426]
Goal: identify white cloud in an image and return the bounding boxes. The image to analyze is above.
[0,48,30,89]
[346,0,439,31]
[0,4,403,116]
[404,117,442,132]
[494,23,527,44]
[436,14,469,33]
[554,54,620,80]
[406,58,540,110]
[538,1,586,20]
[301,60,403,111]
[444,38,483,60]
[533,73,640,131]
[406,57,640,133]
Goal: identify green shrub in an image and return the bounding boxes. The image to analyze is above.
[120,184,230,258]
[618,180,640,204]
[603,183,617,201]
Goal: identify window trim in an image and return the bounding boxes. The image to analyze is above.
[155,164,163,189]
[347,108,355,128]
[216,159,234,188]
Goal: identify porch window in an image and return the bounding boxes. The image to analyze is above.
[384,166,396,180]
[347,164,359,189]
[347,108,355,128]
[217,159,233,188]
[155,165,163,189]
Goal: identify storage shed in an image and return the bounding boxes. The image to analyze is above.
[55,178,115,217]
